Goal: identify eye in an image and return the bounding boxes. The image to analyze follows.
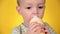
[26,7,31,9]
[38,6,43,9]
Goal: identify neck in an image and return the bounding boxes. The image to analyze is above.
[23,22,29,28]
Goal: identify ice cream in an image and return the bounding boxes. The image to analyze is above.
[30,16,44,25]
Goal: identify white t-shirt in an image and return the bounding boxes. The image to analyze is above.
[12,23,56,34]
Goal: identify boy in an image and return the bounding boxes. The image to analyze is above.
[12,0,56,34]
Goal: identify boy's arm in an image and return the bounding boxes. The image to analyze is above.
[44,23,56,34]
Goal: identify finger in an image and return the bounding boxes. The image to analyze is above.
[29,22,40,30]
[45,30,50,34]
[34,29,45,34]
[44,27,50,34]
[35,30,41,34]
[29,22,40,27]
[32,26,41,32]
[42,26,48,30]
[32,26,45,33]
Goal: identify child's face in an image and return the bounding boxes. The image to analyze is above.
[17,0,45,23]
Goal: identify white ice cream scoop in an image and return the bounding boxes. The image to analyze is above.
[30,16,44,25]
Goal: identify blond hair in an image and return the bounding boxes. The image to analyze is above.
[17,0,46,6]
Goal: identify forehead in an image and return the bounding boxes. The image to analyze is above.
[20,0,45,5]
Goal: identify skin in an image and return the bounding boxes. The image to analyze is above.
[16,0,50,34]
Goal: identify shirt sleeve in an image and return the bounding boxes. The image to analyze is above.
[44,23,56,34]
[11,26,20,34]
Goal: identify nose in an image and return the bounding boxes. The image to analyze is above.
[32,8,38,16]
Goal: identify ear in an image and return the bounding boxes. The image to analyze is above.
[16,6,21,14]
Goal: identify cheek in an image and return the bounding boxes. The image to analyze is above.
[22,11,32,21]
[20,7,33,22]
[38,9,44,18]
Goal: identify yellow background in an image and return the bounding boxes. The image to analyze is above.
[0,0,60,34]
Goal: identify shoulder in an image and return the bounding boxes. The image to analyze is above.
[44,23,56,34]
[11,23,28,34]
[11,25,21,34]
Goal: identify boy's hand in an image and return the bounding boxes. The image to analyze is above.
[26,22,50,34]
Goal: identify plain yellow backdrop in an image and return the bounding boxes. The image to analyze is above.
[0,0,60,34]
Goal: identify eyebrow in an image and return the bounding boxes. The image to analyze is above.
[38,3,45,5]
